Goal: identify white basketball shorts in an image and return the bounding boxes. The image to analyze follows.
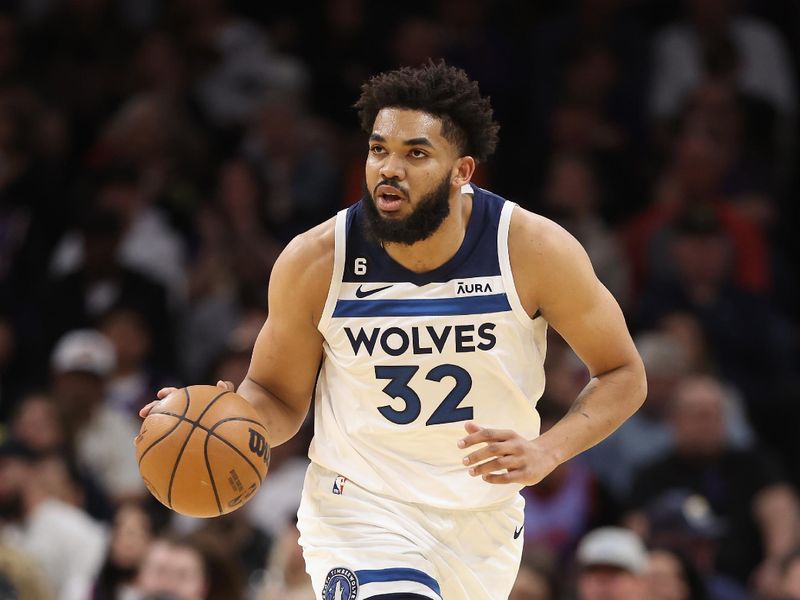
[296,463,525,600]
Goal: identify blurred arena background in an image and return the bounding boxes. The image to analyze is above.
[1,0,800,598]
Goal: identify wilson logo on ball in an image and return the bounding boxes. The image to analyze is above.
[248,428,269,464]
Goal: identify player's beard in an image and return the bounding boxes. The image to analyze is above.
[361,173,452,246]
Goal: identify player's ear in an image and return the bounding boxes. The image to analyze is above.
[452,156,476,187]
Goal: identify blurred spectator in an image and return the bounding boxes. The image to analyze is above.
[541,153,630,307]
[0,438,107,600]
[627,375,800,586]
[0,87,69,304]
[257,520,313,600]
[9,390,114,521]
[0,543,53,600]
[509,550,558,600]
[51,164,189,307]
[48,329,145,503]
[92,502,154,600]
[189,510,271,586]
[167,0,308,129]
[575,526,649,600]
[42,207,173,368]
[624,124,771,296]
[9,391,65,454]
[646,547,708,600]
[100,306,179,418]
[644,490,747,599]
[241,93,341,241]
[583,330,754,498]
[649,0,797,121]
[635,203,796,441]
[135,533,244,600]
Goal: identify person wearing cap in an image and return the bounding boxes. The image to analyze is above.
[49,329,145,503]
[627,374,800,591]
[576,526,649,600]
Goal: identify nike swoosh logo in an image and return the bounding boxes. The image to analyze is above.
[355,284,393,298]
[513,525,524,539]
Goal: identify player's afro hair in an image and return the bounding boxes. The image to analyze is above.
[354,60,500,163]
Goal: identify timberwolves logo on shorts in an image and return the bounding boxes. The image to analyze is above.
[322,567,358,600]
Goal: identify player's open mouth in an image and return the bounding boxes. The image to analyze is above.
[376,185,406,212]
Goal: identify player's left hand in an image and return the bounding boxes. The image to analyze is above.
[458,422,560,485]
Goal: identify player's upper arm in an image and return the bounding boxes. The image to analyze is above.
[244,219,334,416]
[509,207,642,379]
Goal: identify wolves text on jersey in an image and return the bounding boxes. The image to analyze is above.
[344,323,497,356]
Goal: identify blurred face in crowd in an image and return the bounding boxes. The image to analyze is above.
[646,550,690,600]
[101,309,151,373]
[137,540,208,600]
[363,108,467,245]
[671,376,727,457]
[670,230,732,289]
[51,371,106,423]
[544,156,597,220]
[578,565,647,600]
[110,503,153,570]
[11,393,65,453]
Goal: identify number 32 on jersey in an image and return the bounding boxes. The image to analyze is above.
[374,364,473,425]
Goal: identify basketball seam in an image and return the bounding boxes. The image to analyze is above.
[207,417,268,482]
[157,412,267,487]
[137,388,191,467]
[167,389,232,509]
[203,433,223,515]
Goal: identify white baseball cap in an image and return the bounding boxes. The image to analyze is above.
[50,329,116,377]
[576,527,648,574]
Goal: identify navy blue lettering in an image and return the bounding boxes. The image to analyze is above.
[427,325,452,353]
[477,323,497,351]
[344,327,379,356]
[380,327,409,356]
[455,325,476,353]
[411,328,433,354]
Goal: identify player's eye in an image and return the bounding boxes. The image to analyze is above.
[409,149,427,158]
[369,145,385,155]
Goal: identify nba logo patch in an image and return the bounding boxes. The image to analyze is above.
[322,567,358,600]
[332,475,347,495]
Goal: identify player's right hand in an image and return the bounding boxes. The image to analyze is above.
[138,381,234,419]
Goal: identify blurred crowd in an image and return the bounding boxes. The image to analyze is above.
[1,0,799,599]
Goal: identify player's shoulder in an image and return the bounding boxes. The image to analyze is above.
[278,217,336,271]
[271,216,336,298]
[507,204,583,260]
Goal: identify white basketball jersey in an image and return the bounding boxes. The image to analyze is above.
[310,185,547,509]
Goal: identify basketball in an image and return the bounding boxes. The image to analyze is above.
[135,385,270,518]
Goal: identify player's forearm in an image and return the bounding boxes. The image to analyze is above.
[535,362,646,466]
[237,376,309,447]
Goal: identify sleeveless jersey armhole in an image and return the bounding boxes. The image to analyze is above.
[317,209,347,334]
[498,202,536,330]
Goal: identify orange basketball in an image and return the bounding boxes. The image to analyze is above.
[135,385,270,518]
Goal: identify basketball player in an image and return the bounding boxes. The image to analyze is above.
[141,61,647,600]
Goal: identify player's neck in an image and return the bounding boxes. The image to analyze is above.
[382,192,472,273]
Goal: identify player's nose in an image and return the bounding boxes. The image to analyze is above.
[379,152,406,180]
